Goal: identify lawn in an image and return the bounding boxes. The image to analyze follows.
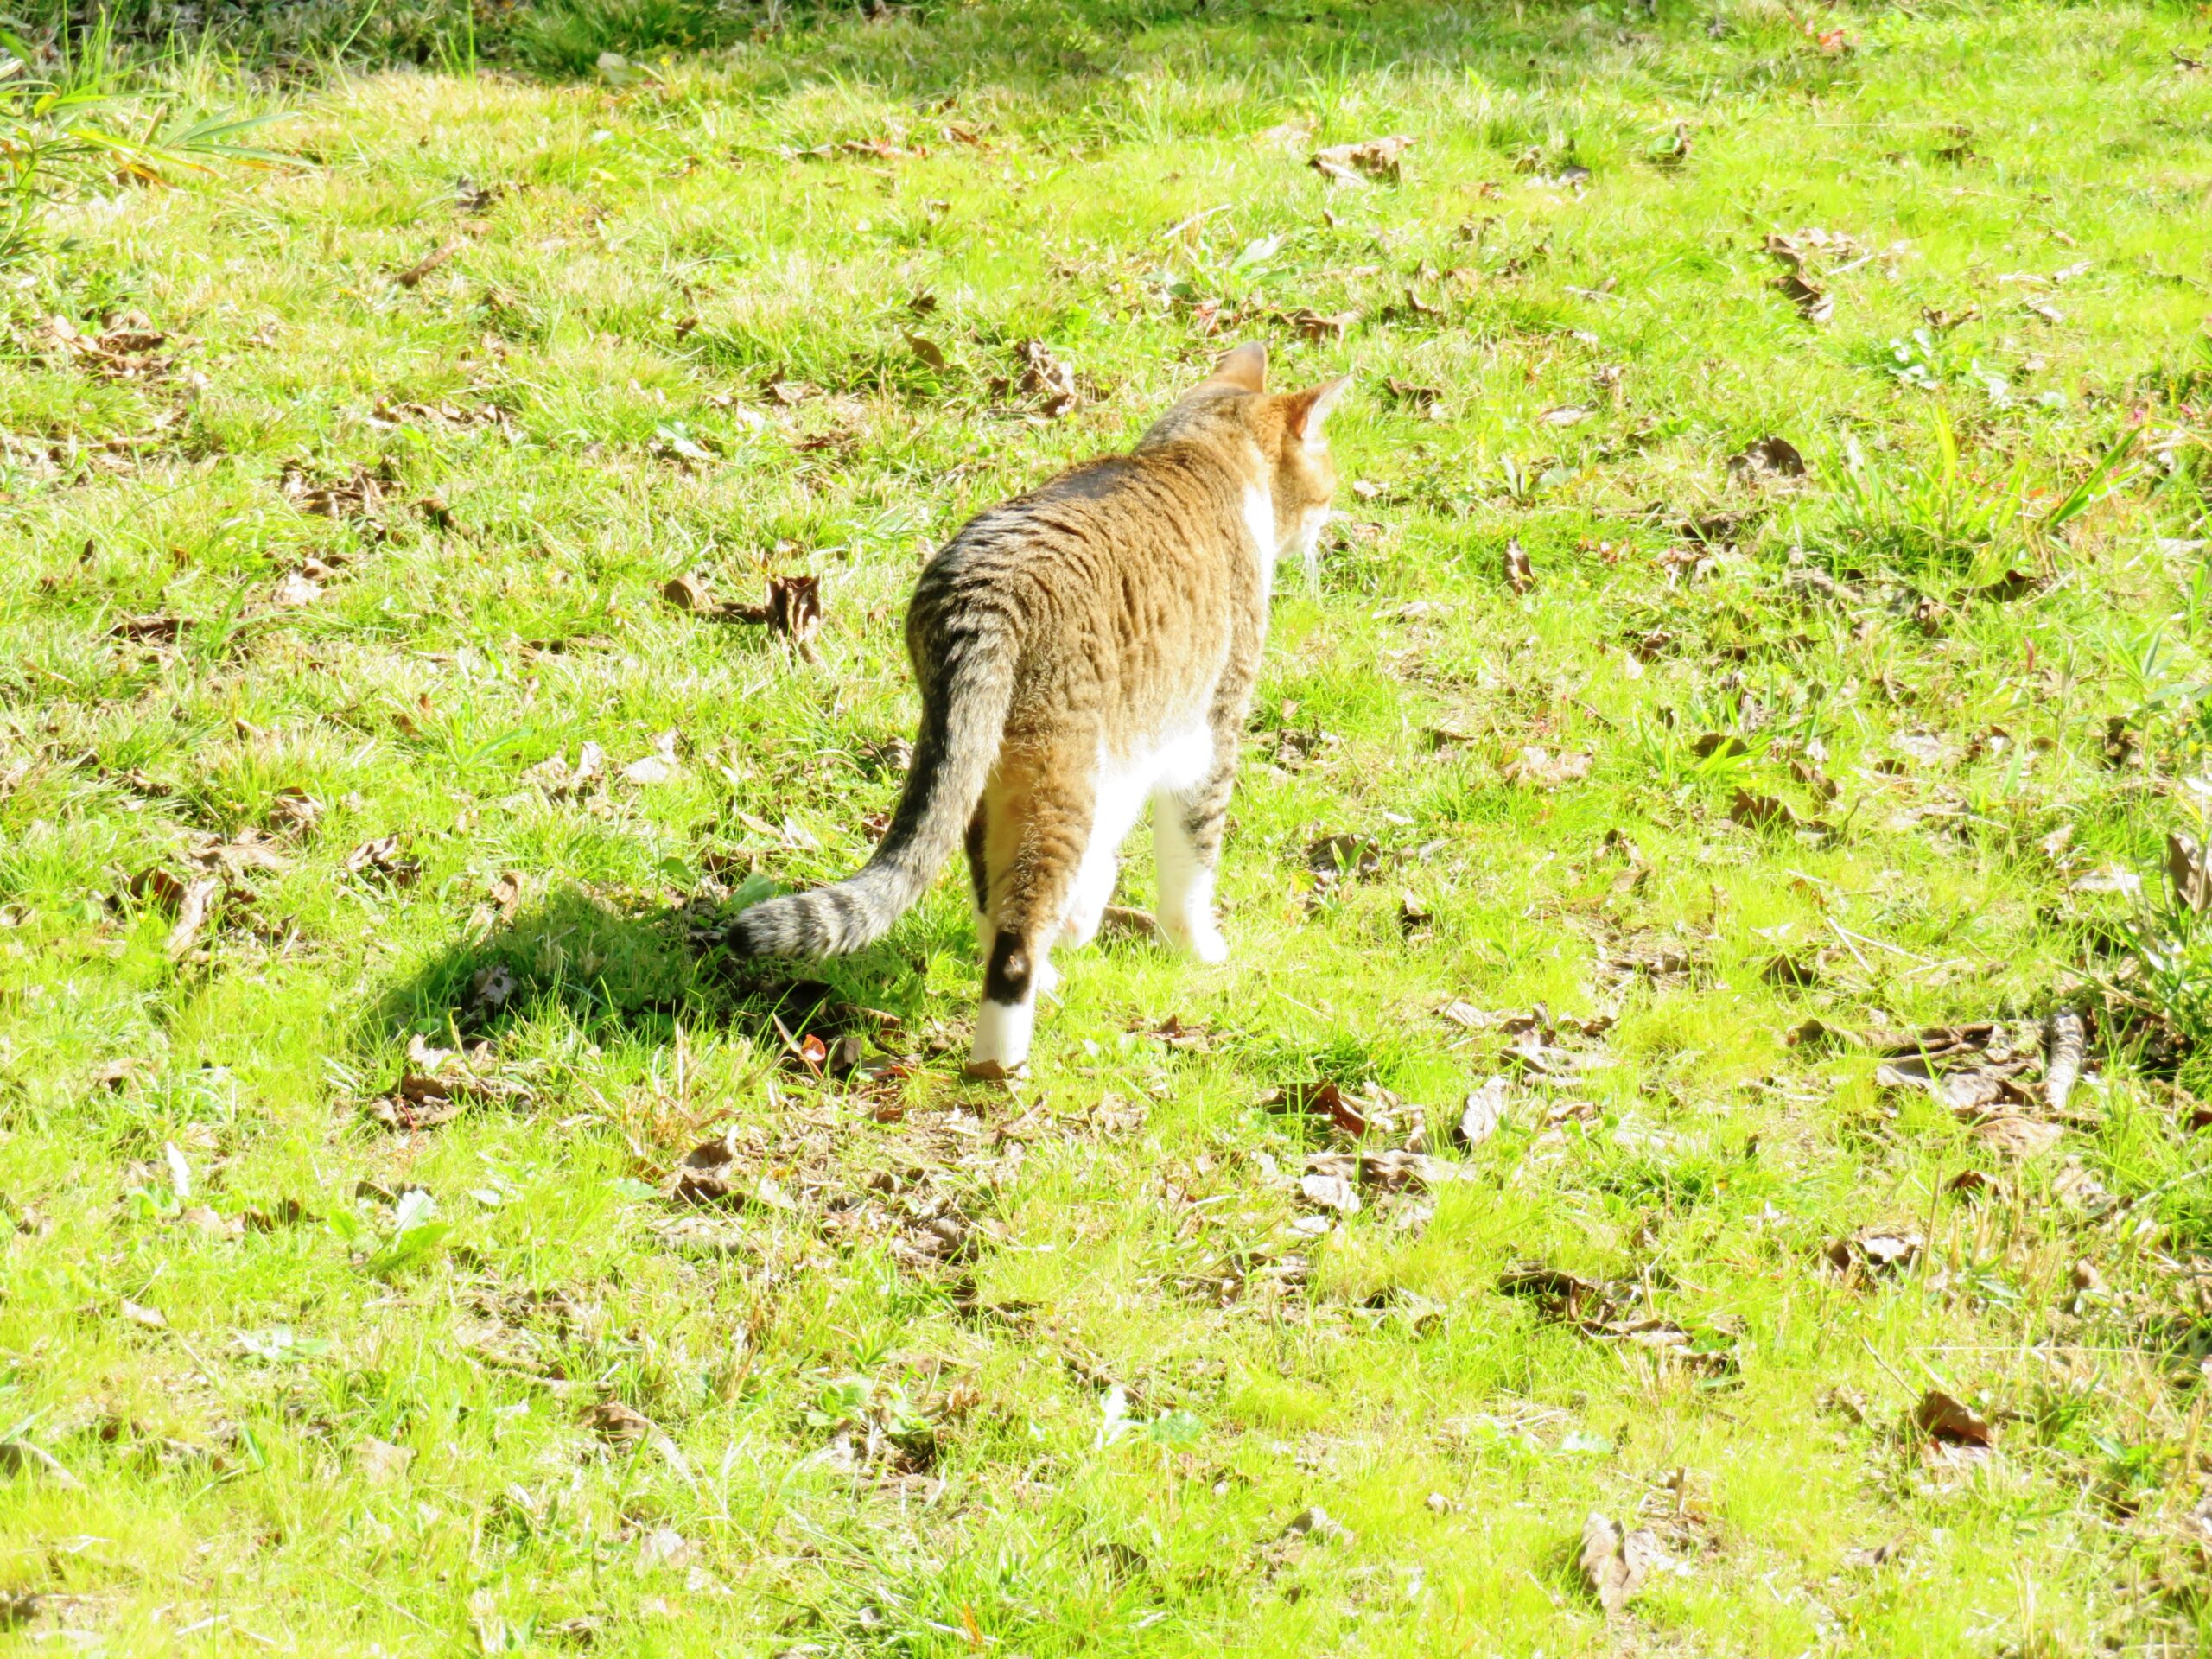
[4,0,2212,1651]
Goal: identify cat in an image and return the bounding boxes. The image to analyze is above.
[727,341,1349,1077]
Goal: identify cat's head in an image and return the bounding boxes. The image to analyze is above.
[1146,341,1351,580]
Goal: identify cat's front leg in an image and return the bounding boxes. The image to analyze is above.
[1152,787,1231,964]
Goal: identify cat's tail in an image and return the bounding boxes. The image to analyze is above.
[723,602,1014,959]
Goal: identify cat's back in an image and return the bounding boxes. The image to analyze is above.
[915,439,1252,620]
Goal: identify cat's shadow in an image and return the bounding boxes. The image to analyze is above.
[366,882,933,1058]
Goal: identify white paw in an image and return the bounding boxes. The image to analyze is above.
[969,996,1034,1075]
[1160,912,1228,963]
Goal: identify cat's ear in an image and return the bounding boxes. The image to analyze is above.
[1209,340,1268,392]
[1284,376,1352,444]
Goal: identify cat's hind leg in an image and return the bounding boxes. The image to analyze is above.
[1059,753,1147,949]
[968,755,1091,1078]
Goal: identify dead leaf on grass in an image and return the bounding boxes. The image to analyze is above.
[270,569,323,607]
[345,835,421,886]
[1297,1169,1361,1216]
[1729,788,1826,834]
[581,1399,656,1449]
[622,732,680,785]
[1261,1079,1372,1139]
[0,1440,82,1490]
[765,575,824,656]
[1578,1511,1661,1616]
[2169,832,2212,914]
[1309,136,1412,184]
[1283,307,1357,344]
[164,875,221,958]
[1457,1077,1510,1147]
[1503,537,1534,594]
[359,1438,415,1485]
[1017,340,1078,416]
[108,613,184,645]
[1822,1224,1924,1276]
[1774,268,1834,323]
[661,573,721,615]
[1913,1389,1994,1453]
[907,333,949,372]
[1973,1114,2063,1157]
[1727,435,1806,480]
[525,742,606,800]
[1306,832,1382,882]
[1503,747,1591,790]
[267,787,322,836]
[2043,1007,2085,1116]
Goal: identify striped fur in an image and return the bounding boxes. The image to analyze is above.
[728,342,1349,1075]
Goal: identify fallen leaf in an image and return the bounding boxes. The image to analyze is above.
[1541,404,1592,427]
[2170,832,2212,914]
[622,732,680,785]
[1262,1079,1370,1138]
[1913,1389,1994,1449]
[270,570,323,607]
[1016,340,1077,416]
[267,787,322,836]
[1729,788,1820,833]
[165,875,221,958]
[662,573,720,615]
[581,1399,655,1447]
[359,1438,414,1485]
[2043,1007,2084,1116]
[120,1298,167,1330]
[467,962,518,1021]
[1578,1511,1660,1616]
[1973,1114,2063,1157]
[454,175,502,215]
[907,333,949,372]
[1297,1170,1361,1216]
[526,741,607,801]
[1309,136,1413,184]
[1457,1077,1510,1147]
[1727,435,1807,479]
[1775,268,1834,323]
[345,835,422,885]
[766,575,824,655]
[108,613,184,645]
[1503,538,1534,594]
[0,1440,82,1489]
[1281,1503,1356,1543]
[1503,747,1591,789]
[1305,833,1382,881]
[1283,307,1357,343]
[1823,1224,1924,1275]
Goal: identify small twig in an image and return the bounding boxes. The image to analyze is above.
[1159,204,1230,240]
[395,238,464,288]
[1822,916,1875,976]
[1829,920,1934,965]
[1859,1334,1920,1401]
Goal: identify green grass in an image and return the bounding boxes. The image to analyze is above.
[6,0,2212,1651]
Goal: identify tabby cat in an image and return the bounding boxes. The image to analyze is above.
[729,342,1350,1076]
